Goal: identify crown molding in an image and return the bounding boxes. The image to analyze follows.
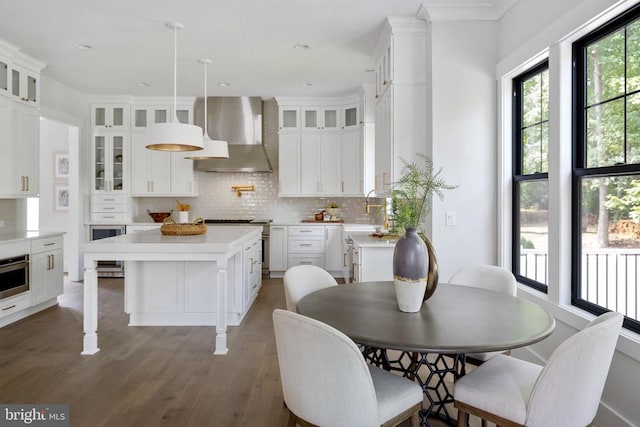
[416,0,517,22]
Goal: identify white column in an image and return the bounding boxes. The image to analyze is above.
[81,258,100,355]
[214,261,228,355]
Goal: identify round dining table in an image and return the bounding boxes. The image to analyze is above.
[297,281,556,426]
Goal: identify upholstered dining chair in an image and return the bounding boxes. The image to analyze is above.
[273,309,423,427]
[454,311,623,427]
[283,265,338,312]
[448,264,518,365]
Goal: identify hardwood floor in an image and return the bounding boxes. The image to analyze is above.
[0,277,476,427]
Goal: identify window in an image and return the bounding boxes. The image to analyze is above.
[513,62,549,292]
[573,3,640,333]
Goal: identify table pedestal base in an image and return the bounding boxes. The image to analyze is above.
[363,347,465,427]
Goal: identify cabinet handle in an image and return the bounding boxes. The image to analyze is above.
[25,176,29,191]
[103,207,115,210]
[44,242,55,246]
[343,253,347,267]
[300,230,312,233]
[2,304,17,311]
[300,244,312,247]
[382,172,389,190]
[300,261,312,265]
[341,181,344,193]
[250,257,254,274]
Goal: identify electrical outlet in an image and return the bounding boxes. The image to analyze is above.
[445,211,456,227]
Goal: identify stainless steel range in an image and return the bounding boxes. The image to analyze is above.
[204,219,272,275]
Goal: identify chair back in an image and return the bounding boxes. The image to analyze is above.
[448,264,517,296]
[283,265,338,312]
[272,309,379,426]
[526,312,623,427]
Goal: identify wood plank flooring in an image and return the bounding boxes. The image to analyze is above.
[0,277,473,427]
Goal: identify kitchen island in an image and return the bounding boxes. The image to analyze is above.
[80,225,262,356]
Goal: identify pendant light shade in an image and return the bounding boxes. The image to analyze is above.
[147,22,203,152]
[185,59,229,159]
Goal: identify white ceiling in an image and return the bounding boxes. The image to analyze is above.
[0,0,516,99]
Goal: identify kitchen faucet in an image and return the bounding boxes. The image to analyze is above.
[364,189,389,230]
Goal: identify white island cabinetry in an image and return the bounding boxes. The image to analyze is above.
[81,226,262,356]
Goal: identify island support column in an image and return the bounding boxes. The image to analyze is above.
[81,258,100,355]
[214,261,228,355]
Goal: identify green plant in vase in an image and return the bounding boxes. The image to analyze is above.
[390,154,457,302]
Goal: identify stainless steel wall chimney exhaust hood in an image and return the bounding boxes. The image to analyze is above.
[194,96,272,172]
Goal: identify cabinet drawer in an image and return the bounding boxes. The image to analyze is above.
[0,292,30,319]
[288,237,324,252]
[91,213,128,222]
[92,194,127,204]
[288,226,324,236]
[91,203,128,213]
[287,254,324,268]
[31,236,63,254]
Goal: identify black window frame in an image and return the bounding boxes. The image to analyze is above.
[572,2,640,333]
[512,60,550,293]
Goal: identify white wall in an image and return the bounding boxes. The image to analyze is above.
[426,20,499,280]
[39,118,74,272]
[498,0,640,425]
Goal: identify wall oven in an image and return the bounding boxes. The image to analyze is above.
[89,225,125,277]
[0,254,29,300]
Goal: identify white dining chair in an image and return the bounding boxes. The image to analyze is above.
[283,264,338,312]
[273,309,423,427]
[454,311,623,427]
[448,264,518,364]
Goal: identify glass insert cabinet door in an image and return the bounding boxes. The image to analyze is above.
[111,136,124,191]
[94,135,106,191]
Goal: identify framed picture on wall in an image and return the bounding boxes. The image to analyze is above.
[54,152,70,179]
[54,185,69,211]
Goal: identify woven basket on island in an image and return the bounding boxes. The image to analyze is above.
[160,217,207,236]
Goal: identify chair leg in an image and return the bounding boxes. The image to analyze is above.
[457,410,469,427]
[410,411,420,427]
[286,412,297,427]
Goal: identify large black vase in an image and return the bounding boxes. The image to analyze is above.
[392,227,429,312]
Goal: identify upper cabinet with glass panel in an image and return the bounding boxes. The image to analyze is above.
[92,104,131,130]
[302,107,340,131]
[0,47,44,106]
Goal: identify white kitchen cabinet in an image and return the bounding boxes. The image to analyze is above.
[0,58,8,95]
[243,237,262,312]
[372,18,427,196]
[300,133,341,195]
[92,130,128,194]
[353,245,394,283]
[170,152,196,196]
[287,225,325,268]
[269,225,288,273]
[92,104,130,130]
[10,63,39,105]
[324,225,343,272]
[278,133,300,196]
[341,103,361,130]
[278,106,300,131]
[340,129,363,196]
[302,106,340,131]
[132,105,170,130]
[0,101,40,197]
[130,131,171,195]
[30,236,64,306]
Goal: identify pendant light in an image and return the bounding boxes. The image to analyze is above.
[147,22,203,152]
[185,59,230,159]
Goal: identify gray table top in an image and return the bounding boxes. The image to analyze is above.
[297,281,556,354]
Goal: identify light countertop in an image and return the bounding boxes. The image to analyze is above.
[0,231,64,244]
[81,225,261,254]
[346,230,398,248]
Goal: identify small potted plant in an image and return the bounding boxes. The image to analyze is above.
[325,202,340,220]
[390,154,456,308]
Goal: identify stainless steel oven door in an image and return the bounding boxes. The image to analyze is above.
[0,255,29,299]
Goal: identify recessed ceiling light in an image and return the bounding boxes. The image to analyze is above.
[302,82,313,87]
[137,82,150,87]
[293,44,310,50]
[218,82,231,87]
[75,44,94,50]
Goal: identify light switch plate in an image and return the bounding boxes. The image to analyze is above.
[445,211,456,227]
